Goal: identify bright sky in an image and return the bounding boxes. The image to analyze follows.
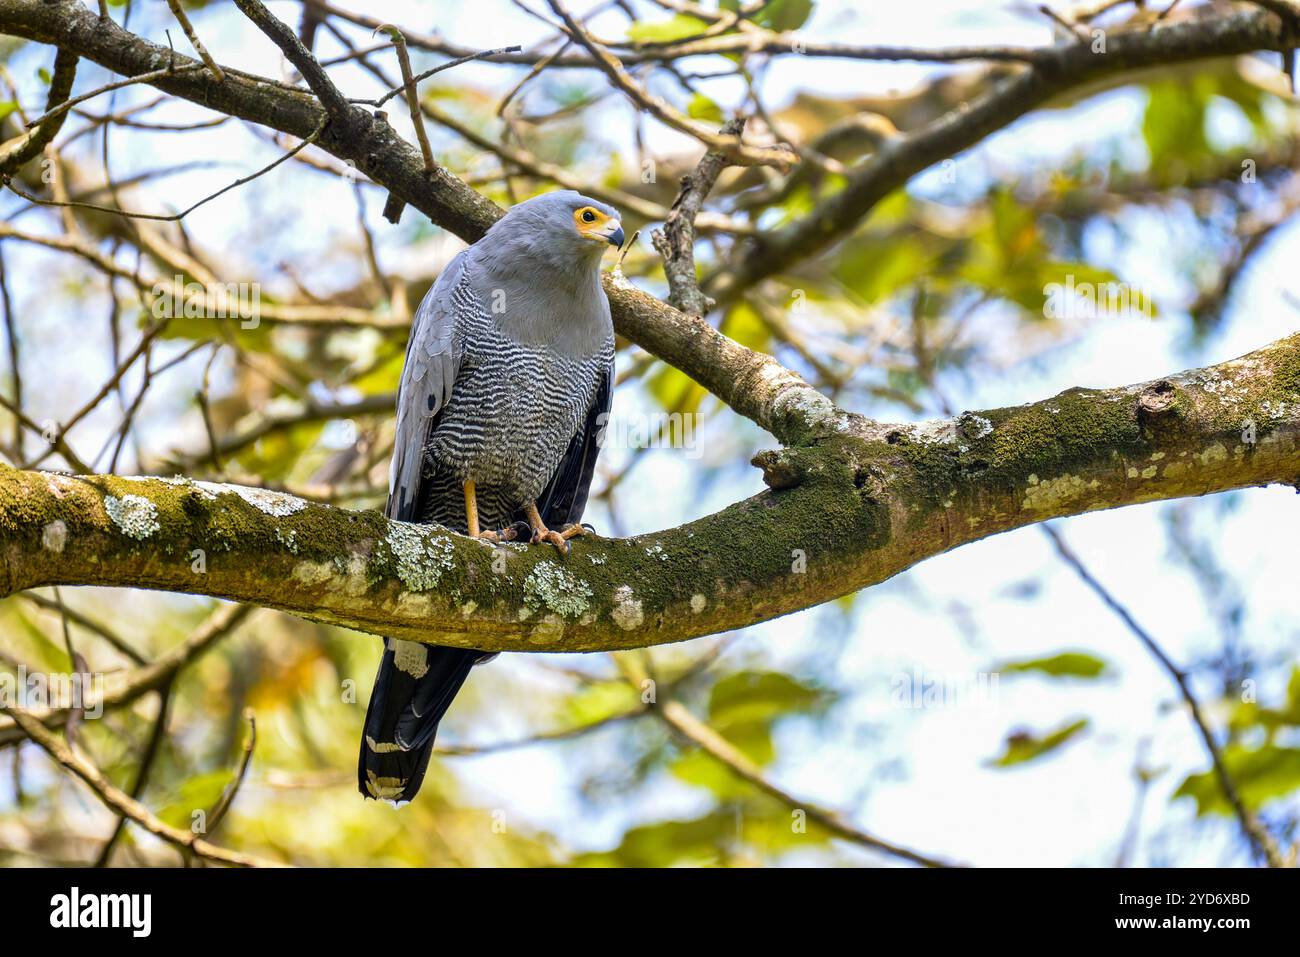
[3,0,1298,865]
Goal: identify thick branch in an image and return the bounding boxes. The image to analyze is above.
[2,334,1297,653]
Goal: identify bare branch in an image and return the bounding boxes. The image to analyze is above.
[652,117,745,317]
[544,0,795,169]
[165,0,226,83]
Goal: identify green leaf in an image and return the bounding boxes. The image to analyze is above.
[755,0,814,33]
[671,672,829,795]
[563,680,640,726]
[997,652,1112,680]
[647,362,707,416]
[989,718,1088,767]
[720,303,770,353]
[156,770,235,830]
[1174,744,1300,816]
[708,670,825,731]
[626,15,707,44]
[37,66,51,85]
[687,92,724,126]
[0,101,17,122]
[833,231,943,305]
[575,813,728,867]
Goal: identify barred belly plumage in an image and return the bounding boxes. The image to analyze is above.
[420,276,612,531]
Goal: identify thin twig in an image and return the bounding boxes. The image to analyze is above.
[544,0,795,169]
[0,46,77,176]
[22,64,206,134]
[2,701,278,867]
[94,680,174,867]
[354,44,525,109]
[1041,523,1286,868]
[659,699,957,866]
[4,117,330,223]
[233,0,352,118]
[165,0,226,82]
[206,710,256,836]
[0,245,20,456]
[371,25,436,174]
[614,657,956,866]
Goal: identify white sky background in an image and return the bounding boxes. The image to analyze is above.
[2,0,1299,865]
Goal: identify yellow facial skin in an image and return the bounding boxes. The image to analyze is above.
[573,205,623,246]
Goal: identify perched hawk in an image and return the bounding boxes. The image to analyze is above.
[359,191,622,802]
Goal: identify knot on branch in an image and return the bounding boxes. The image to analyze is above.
[1137,379,1178,419]
[1137,379,1192,444]
[752,448,804,490]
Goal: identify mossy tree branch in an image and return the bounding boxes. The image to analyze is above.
[2,334,1297,653]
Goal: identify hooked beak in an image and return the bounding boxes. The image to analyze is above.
[604,220,625,248]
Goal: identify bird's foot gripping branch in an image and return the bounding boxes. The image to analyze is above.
[1,333,1298,655]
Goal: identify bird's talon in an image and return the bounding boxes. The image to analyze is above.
[530,527,569,553]
[559,523,587,541]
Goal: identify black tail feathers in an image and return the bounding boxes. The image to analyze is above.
[358,640,480,802]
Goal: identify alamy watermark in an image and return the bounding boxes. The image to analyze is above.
[597,411,704,459]
[1043,275,1154,321]
[890,668,1000,710]
[151,274,261,329]
[0,666,103,718]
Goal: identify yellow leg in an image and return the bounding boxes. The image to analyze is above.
[463,480,501,542]
[464,480,480,537]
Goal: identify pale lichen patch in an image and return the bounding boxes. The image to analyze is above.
[1021,474,1100,511]
[394,592,433,617]
[1196,443,1228,467]
[907,417,959,445]
[229,484,308,517]
[523,561,592,620]
[611,584,644,631]
[104,494,160,540]
[293,561,334,586]
[962,414,993,439]
[528,614,566,644]
[690,593,707,614]
[385,522,454,592]
[43,473,74,498]
[41,519,67,553]
[341,553,369,597]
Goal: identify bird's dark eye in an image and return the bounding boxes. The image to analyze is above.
[581,209,597,223]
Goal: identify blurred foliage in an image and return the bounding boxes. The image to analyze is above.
[989,718,1090,768]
